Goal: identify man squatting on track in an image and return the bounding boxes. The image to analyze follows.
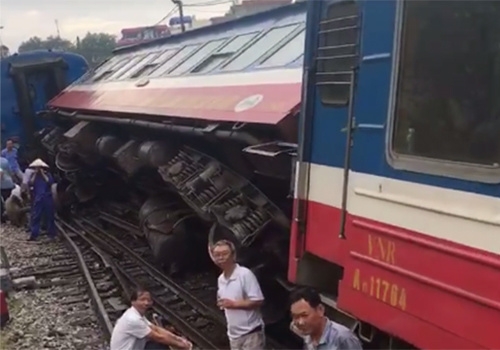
[110,287,193,350]
[209,239,266,350]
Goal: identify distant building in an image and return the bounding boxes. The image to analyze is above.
[0,45,9,58]
[116,25,171,47]
[117,0,293,45]
[169,16,213,35]
[210,0,293,24]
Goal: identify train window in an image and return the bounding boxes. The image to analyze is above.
[259,29,305,68]
[150,45,199,77]
[130,49,178,78]
[316,1,360,106]
[168,39,227,75]
[192,33,258,73]
[108,55,148,81]
[295,54,304,67]
[120,52,160,79]
[220,33,257,53]
[192,53,231,74]
[391,0,500,169]
[93,57,118,76]
[93,57,130,82]
[222,24,300,71]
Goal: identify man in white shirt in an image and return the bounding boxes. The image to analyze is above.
[110,287,193,350]
[210,240,265,350]
[4,185,29,227]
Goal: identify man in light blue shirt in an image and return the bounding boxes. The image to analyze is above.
[0,156,15,223]
[1,140,23,183]
[290,287,363,350]
[210,240,265,350]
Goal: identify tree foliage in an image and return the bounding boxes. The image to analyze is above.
[76,32,117,66]
[18,36,74,53]
[18,32,117,68]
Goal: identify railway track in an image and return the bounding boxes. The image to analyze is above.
[8,224,125,348]
[57,213,290,350]
[59,217,230,349]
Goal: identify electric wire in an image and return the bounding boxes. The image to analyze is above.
[154,7,179,26]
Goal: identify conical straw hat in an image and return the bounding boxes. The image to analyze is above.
[29,158,49,168]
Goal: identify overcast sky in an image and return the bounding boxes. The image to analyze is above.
[0,0,232,51]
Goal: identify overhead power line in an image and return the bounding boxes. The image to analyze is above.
[184,0,232,7]
[154,6,179,26]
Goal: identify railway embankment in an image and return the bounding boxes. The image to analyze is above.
[0,224,108,350]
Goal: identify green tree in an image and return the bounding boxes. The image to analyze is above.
[18,35,75,53]
[76,32,117,67]
[18,32,117,68]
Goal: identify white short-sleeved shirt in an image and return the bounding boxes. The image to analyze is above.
[10,185,21,200]
[110,307,152,350]
[217,264,264,340]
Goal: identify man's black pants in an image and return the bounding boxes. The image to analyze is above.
[144,340,170,350]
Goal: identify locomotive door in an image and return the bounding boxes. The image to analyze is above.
[293,0,361,291]
[314,0,361,239]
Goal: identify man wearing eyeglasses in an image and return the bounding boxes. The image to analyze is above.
[209,239,265,350]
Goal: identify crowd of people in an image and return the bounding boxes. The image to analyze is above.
[0,139,56,241]
[1,139,363,350]
[110,239,363,350]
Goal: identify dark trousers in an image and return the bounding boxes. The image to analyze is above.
[30,196,56,239]
[144,341,170,350]
[1,189,13,220]
[0,189,11,202]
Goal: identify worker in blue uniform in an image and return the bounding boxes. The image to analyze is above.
[28,158,56,241]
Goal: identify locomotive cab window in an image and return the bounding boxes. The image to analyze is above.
[392,1,500,170]
[316,0,360,106]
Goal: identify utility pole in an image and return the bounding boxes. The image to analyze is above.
[172,0,185,33]
[55,19,61,38]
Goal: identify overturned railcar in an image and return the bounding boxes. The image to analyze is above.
[1,50,88,161]
[43,3,306,286]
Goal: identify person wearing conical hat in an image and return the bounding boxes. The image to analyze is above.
[28,158,56,241]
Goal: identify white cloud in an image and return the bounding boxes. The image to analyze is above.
[0,0,231,51]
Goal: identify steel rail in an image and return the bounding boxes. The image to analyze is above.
[80,216,288,350]
[77,217,227,324]
[93,212,289,350]
[112,260,219,349]
[58,220,216,349]
[56,222,114,339]
[62,221,217,349]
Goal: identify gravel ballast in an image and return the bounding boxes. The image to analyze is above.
[0,224,109,350]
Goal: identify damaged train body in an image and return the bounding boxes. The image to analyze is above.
[42,3,306,284]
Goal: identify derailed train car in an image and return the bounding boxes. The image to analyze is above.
[42,3,306,292]
[1,50,88,160]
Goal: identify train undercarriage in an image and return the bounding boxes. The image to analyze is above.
[38,110,297,325]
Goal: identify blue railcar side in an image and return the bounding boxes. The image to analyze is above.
[300,0,500,198]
